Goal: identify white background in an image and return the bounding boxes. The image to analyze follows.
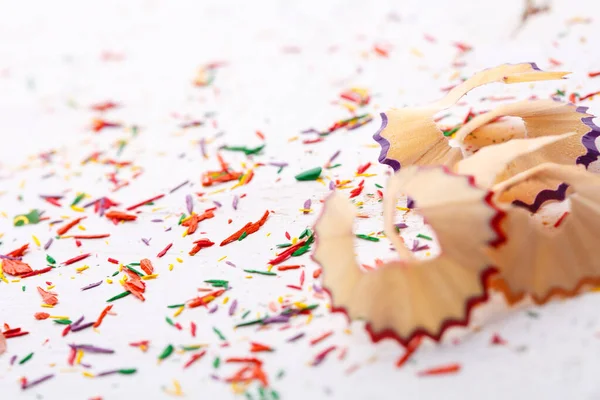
[1,1,600,399]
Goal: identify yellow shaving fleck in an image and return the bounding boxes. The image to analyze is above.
[83,371,95,378]
[49,315,69,319]
[169,264,174,271]
[173,306,184,317]
[396,206,409,211]
[47,285,55,290]
[106,279,113,284]
[71,205,84,212]
[141,274,158,280]
[176,257,183,263]
[41,304,54,308]
[78,225,86,231]
[223,297,229,305]
[75,350,84,364]
[217,255,227,262]
[32,235,41,247]
[76,265,89,273]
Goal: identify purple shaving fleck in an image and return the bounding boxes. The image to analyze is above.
[232,195,239,210]
[10,355,17,365]
[269,161,288,168]
[395,223,408,229]
[141,238,151,246]
[43,238,53,250]
[229,300,238,316]
[169,180,189,193]
[313,283,323,293]
[186,194,194,214]
[71,322,94,332]
[98,197,106,217]
[0,254,21,261]
[96,369,119,377]
[262,315,290,324]
[81,281,102,291]
[303,199,311,210]
[213,200,222,208]
[21,374,54,390]
[151,219,163,223]
[209,305,218,314]
[165,227,172,232]
[200,137,208,158]
[328,150,341,163]
[287,332,305,342]
[71,316,85,328]
[70,344,115,354]
[328,181,335,190]
[225,261,236,267]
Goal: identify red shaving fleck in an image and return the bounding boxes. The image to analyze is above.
[20,266,53,279]
[107,258,119,264]
[67,346,77,365]
[62,253,91,266]
[91,118,121,132]
[356,162,371,175]
[187,289,225,308]
[126,194,165,211]
[140,259,154,275]
[250,342,273,353]
[44,197,62,207]
[6,244,29,257]
[373,44,389,57]
[1,259,33,276]
[191,322,197,337]
[37,287,58,306]
[34,312,50,320]
[277,265,301,271]
[310,331,333,346]
[62,324,71,337]
[349,185,364,198]
[105,210,137,222]
[313,268,322,278]
[285,232,291,240]
[423,34,436,43]
[256,130,265,140]
[589,71,600,78]
[182,209,215,235]
[578,90,600,101]
[220,210,270,246]
[93,305,113,328]
[549,58,562,66]
[189,238,215,256]
[184,350,206,369]
[396,337,421,367]
[268,239,307,266]
[57,217,86,236]
[157,243,173,258]
[491,333,507,345]
[417,363,461,376]
[453,42,472,53]
[90,101,119,112]
[554,212,569,228]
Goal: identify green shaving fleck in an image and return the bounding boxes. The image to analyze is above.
[356,234,379,242]
[416,233,432,241]
[295,167,322,181]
